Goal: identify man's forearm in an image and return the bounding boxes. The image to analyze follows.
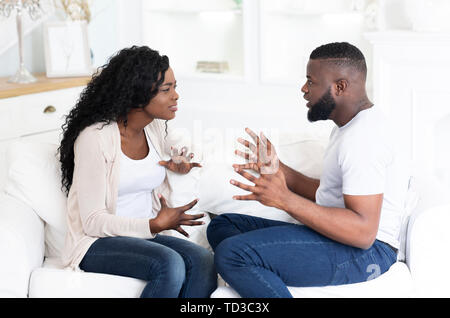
[280,191,376,249]
[279,161,320,202]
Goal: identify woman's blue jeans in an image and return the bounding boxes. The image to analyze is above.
[79,234,217,298]
[207,213,397,298]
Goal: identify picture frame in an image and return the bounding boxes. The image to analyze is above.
[43,21,93,77]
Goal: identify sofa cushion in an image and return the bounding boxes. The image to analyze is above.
[4,142,67,259]
[211,261,413,298]
[0,193,45,297]
[29,258,146,298]
[197,134,327,222]
[3,140,211,260]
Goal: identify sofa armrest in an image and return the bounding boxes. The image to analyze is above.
[407,203,450,297]
[0,193,45,297]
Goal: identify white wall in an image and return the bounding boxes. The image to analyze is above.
[1,0,449,140]
[2,0,450,76]
[0,23,47,77]
[0,0,121,76]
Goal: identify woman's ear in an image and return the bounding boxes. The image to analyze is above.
[334,79,348,96]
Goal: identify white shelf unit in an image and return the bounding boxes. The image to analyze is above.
[138,0,376,140]
[259,0,370,86]
[142,0,246,81]
[365,30,450,190]
[141,0,372,88]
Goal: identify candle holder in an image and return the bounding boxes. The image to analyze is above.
[0,0,42,84]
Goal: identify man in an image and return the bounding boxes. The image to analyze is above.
[206,42,409,298]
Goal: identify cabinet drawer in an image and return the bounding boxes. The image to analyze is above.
[0,86,84,140]
[18,87,84,136]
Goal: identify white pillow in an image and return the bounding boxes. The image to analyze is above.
[197,135,327,223]
[4,140,211,256]
[160,126,212,250]
[4,142,67,259]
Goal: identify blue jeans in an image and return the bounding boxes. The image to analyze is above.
[79,235,217,298]
[207,213,397,298]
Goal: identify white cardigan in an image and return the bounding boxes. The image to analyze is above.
[61,119,184,269]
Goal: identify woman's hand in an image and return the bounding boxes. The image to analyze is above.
[231,128,291,211]
[149,194,205,237]
[159,146,202,174]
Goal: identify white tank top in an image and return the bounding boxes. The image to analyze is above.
[116,130,166,219]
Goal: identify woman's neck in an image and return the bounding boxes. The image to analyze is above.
[118,110,154,138]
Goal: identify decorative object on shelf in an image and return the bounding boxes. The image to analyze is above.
[53,0,94,63]
[351,0,366,12]
[43,21,92,77]
[196,61,230,74]
[55,0,91,23]
[364,0,385,31]
[232,0,242,9]
[0,0,43,84]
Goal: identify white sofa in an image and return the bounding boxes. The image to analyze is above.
[1,132,450,298]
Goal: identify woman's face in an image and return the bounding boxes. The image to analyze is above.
[143,67,179,121]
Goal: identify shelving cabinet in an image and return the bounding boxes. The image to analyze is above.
[142,0,245,81]
[259,0,369,85]
[141,0,372,87]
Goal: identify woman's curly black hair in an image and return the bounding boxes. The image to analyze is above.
[58,46,170,195]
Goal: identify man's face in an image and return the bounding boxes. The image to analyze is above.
[301,60,337,122]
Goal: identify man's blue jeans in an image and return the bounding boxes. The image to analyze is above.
[79,235,217,298]
[207,213,397,298]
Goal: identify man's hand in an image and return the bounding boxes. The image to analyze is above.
[150,194,205,237]
[234,127,280,175]
[159,146,202,174]
[231,128,291,210]
[230,163,292,211]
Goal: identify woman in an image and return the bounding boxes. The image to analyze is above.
[58,46,217,298]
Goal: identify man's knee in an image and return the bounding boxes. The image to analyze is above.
[214,235,248,274]
[208,214,234,231]
[207,214,234,249]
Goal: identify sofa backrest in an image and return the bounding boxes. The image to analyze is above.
[3,135,420,265]
[197,133,328,223]
[3,134,328,259]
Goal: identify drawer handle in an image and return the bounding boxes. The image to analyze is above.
[43,105,56,114]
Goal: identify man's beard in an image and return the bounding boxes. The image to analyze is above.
[307,88,337,122]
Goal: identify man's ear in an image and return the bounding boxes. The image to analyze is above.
[334,79,348,96]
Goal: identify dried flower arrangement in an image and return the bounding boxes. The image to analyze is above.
[54,0,91,23]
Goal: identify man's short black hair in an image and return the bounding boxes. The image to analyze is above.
[310,42,367,77]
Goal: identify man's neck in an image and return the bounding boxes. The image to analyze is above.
[333,98,373,127]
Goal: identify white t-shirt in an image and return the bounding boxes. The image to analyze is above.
[116,130,166,219]
[315,106,410,249]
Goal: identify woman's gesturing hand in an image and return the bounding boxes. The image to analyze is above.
[159,146,202,174]
[149,194,205,237]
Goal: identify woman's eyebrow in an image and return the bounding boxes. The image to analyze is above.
[161,81,177,87]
